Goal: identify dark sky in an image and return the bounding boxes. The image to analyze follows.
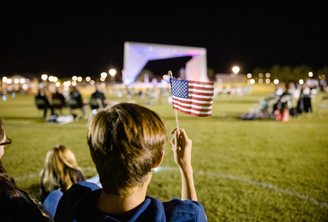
[1,1,327,79]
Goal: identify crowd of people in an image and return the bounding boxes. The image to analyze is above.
[0,103,208,221]
[242,82,316,122]
[35,86,107,121]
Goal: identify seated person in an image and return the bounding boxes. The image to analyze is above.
[68,87,87,119]
[55,103,207,221]
[52,89,67,110]
[35,88,54,118]
[274,102,289,122]
[40,145,85,203]
[90,86,106,109]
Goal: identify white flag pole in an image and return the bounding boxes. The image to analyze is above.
[169,70,179,132]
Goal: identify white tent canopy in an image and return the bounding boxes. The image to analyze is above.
[123,42,208,85]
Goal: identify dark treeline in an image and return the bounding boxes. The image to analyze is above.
[252,65,328,82]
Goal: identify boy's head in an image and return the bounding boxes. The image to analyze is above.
[87,103,167,196]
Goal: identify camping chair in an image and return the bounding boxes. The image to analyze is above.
[35,98,46,117]
[316,96,328,119]
[89,98,104,111]
[51,98,66,115]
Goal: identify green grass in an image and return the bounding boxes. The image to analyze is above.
[0,90,328,221]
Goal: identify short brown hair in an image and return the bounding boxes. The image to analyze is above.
[87,103,167,196]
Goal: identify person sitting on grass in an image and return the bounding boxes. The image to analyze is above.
[54,103,207,221]
[40,145,85,203]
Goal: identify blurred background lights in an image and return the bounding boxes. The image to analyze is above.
[101,72,107,78]
[86,76,91,82]
[100,77,105,82]
[258,79,263,84]
[22,84,27,89]
[90,80,95,85]
[2,77,7,82]
[72,81,77,86]
[6,79,12,84]
[41,74,48,81]
[299,79,304,84]
[109,69,116,76]
[232,66,240,74]
[20,78,25,84]
[250,79,255,84]
[2,95,6,101]
[117,91,122,97]
[247,73,252,78]
[274,79,279,84]
[55,82,61,87]
[265,79,271,84]
[14,79,19,84]
[72,76,77,81]
[265,73,271,78]
[77,76,82,82]
[308,72,313,77]
[258,73,263,78]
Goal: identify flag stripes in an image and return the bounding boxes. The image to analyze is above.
[170,79,214,117]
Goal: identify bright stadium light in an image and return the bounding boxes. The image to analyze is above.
[2,77,7,83]
[232,66,240,74]
[274,79,279,84]
[41,74,48,81]
[299,79,304,84]
[308,72,313,77]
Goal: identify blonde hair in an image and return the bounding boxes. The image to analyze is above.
[41,145,84,193]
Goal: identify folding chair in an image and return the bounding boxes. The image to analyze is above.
[35,98,46,117]
[89,98,103,110]
[51,98,66,115]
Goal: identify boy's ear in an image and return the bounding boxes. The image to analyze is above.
[153,151,165,169]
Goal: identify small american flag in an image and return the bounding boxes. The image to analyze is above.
[170,78,214,117]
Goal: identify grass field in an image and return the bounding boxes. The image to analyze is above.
[0,88,327,221]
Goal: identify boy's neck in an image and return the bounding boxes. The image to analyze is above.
[96,175,151,214]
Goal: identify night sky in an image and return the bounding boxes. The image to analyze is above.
[1,1,327,79]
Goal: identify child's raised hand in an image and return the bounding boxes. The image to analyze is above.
[170,128,192,171]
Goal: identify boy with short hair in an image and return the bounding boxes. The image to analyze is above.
[55,103,207,221]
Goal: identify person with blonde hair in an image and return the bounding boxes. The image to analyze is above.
[40,145,85,203]
[55,103,207,221]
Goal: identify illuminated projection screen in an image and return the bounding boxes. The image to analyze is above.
[123,42,208,85]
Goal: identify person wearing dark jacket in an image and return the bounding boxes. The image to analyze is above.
[55,103,207,221]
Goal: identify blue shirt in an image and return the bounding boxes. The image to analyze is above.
[55,182,207,222]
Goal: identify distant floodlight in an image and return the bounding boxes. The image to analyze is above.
[77,76,82,82]
[2,77,7,82]
[274,79,279,84]
[247,73,252,78]
[72,81,77,86]
[250,79,255,84]
[6,79,12,84]
[22,84,27,89]
[72,76,77,81]
[101,72,107,78]
[14,79,19,84]
[20,78,25,84]
[265,73,271,78]
[90,80,95,85]
[265,79,270,84]
[308,72,313,77]
[232,66,240,74]
[299,79,304,85]
[109,69,117,76]
[55,82,60,87]
[258,79,263,84]
[258,73,263,78]
[86,76,91,82]
[41,74,48,81]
